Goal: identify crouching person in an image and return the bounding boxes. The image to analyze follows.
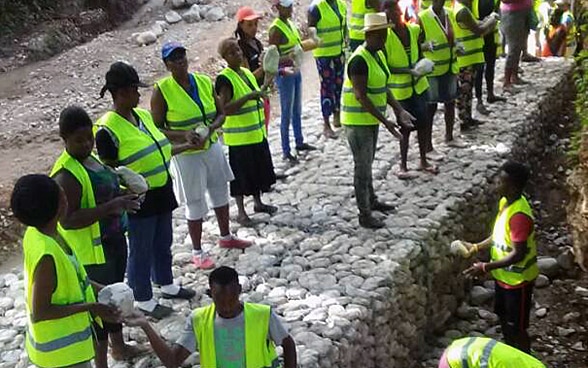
[125,266,297,368]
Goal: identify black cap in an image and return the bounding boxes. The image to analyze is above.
[99,61,149,98]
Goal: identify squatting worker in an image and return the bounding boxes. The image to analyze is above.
[125,266,298,368]
[269,0,317,164]
[151,42,252,271]
[383,0,437,179]
[234,6,272,130]
[216,38,278,227]
[51,106,144,367]
[341,12,415,229]
[308,0,348,138]
[12,174,120,368]
[95,61,196,319]
[463,161,538,353]
[418,0,468,151]
[349,0,382,51]
[438,336,546,367]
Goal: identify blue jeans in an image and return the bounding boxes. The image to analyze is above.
[126,211,174,302]
[276,71,303,156]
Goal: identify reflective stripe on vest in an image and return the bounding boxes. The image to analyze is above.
[385,24,430,101]
[418,7,460,76]
[95,108,172,189]
[156,73,218,154]
[341,46,391,126]
[446,337,546,367]
[490,196,539,286]
[193,303,279,368]
[24,227,96,367]
[50,150,105,266]
[270,18,301,55]
[313,0,347,57]
[349,0,376,41]
[454,2,485,68]
[219,67,266,146]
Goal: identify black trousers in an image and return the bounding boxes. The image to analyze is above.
[474,35,497,100]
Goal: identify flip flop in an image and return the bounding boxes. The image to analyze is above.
[418,164,439,175]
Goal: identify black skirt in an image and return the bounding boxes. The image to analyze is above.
[229,139,277,196]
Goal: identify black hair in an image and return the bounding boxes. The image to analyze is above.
[501,160,530,191]
[218,37,239,58]
[11,174,60,228]
[58,105,93,139]
[234,24,246,40]
[209,266,239,286]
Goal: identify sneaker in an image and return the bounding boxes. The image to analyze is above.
[192,252,216,269]
[219,235,253,249]
[358,214,385,229]
[138,304,173,320]
[295,143,317,151]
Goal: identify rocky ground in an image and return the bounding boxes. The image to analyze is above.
[0,0,587,367]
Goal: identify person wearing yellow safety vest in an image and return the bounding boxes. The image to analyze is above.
[555,0,577,57]
[383,0,438,178]
[269,0,318,163]
[151,42,253,272]
[96,62,197,320]
[350,0,382,51]
[12,174,121,368]
[438,336,546,368]
[472,0,507,116]
[215,38,278,227]
[341,12,416,228]
[125,266,298,368]
[308,0,348,138]
[51,106,144,367]
[419,0,453,11]
[462,161,538,353]
[454,0,497,130]
[418,0,468,152]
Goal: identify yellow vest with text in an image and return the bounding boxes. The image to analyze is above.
[24,227,96,368]
[342,46,391,126]
[156,73,218,154]
[271,18,301,56]
[446,337,546,368]
[490,196,539,286]
[349,0,377,41]
[454,2,485,68]
[418,7,460,76]
[313,0,347,57]
[219,67,266,146]
[420,0,453,10]
[385,25,429,101]
[50,150,105,266]
[471,0,503,56]
[95,108,172,189]
[193,303,279,368]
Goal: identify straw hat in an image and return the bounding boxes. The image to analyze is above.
[362,12,394,33]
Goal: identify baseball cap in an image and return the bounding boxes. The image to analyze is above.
[236,6,263,22]
[99,61,148,98]
[161,41,186,60]
[274,0,294,7]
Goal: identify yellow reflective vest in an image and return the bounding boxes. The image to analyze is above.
[270,18,301,56]
[24,226,96,368]
[490,196,539,286]
[219,67,266,146]
[313,0,348,57]
[341,45,392,126]
[193,303,279,368]
[156,73,218,154]
[349,0,377,42]
[418,7,460,76]
[95,108,172,189]
[446,337,546,367]
[454,1,485,68]
[385,24,429,101]
[471,0,503,56]
[50,150,105,266]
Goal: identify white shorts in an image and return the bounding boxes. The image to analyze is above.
[170,142,234,220]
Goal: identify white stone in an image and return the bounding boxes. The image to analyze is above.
[0,297,14,310]
[171,0,186,9]
[182,5,201,23]
[0,329,17,343]
[535,308,547,318]
[557,327,575,337]
[204,6,225,21]
[575,286,588,297]
[535,274,550,288]
[537,257,559,278]
[469,286,494,306]
[165,10,182,24]
[135,31,157,46]
[97,283,135,317]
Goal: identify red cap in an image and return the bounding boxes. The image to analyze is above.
[236,6,263,22]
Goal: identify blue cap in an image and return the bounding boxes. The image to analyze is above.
[161,41,186,60]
